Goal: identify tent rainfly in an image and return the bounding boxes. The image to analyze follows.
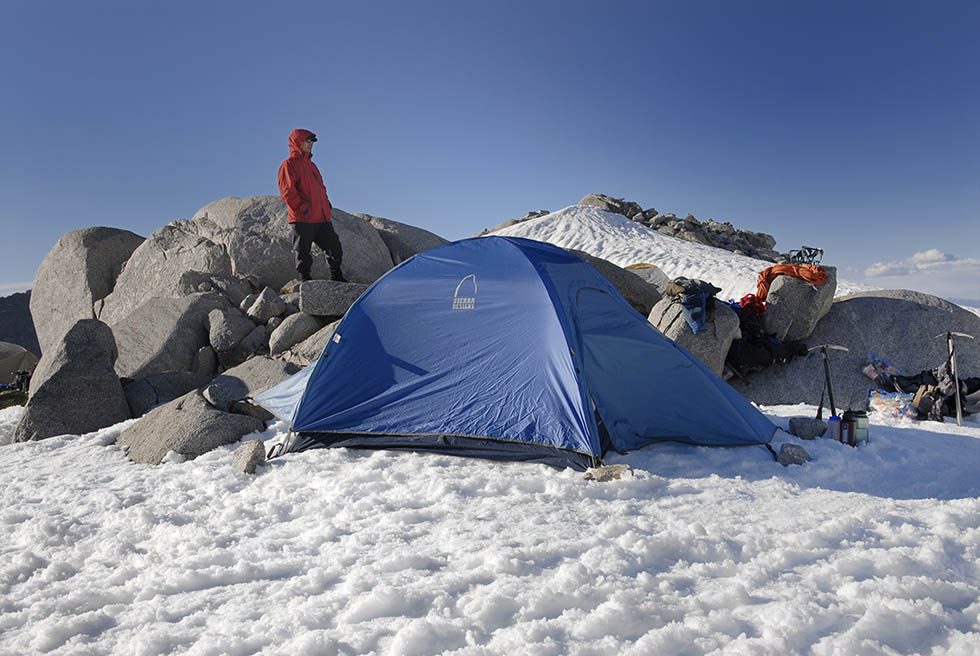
[0,341,38,386]
[258,236,777,470]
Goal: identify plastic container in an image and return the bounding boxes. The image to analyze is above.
[826,415,842,442]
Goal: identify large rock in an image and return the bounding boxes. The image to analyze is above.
[649,298,741,375]
[763,266,837,341]
[208,308,256,353]
[192,196,395,289]
[202,356,301,411]
[14,320,130,442]
[357,213,448,264]
[283,320,340,366]
[30,227,144,353]
[731,290,980,411]
[112,293,232,379]
[98,222,232,326]
[123,370,209,417]
[569,250,662,316]
[116,390,265,464]
[245,287,286,323]
[269,312,324,355]
[299,280,369,318]
[624,264,672,295]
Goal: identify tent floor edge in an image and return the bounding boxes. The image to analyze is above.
[292,431,595,472]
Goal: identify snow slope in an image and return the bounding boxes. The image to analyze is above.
[493,205,876,303]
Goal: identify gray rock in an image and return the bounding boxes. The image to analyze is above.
[112,293,232,379]
[282,320,340,366]
[731,290,980,410]
[0,291,39,357]
[232,440,267,474]
[15,320,131,442]
[240,293,258,312]
[358,213,448,264]
[192,196,395,288]
[649,298,741,375]
[177,271,255,307]
[268,316,284,330]
[246,287,286,323]
[239,325,270,357]
[116,390,265,464]
[569,250,662,316]
[777,444,811,466]
[124,370,208,417]
[210,355,301,401]
[192,346,218,380]
[30,227,144,354]
[202,381,237,412]
[578,194,643,219]
[230,399,275,422]
[299,280,369,318]
[763,266,837,341]
[98,221,232,326]
[625,264,672,295]
[208,308,256,352]
[269,312,325,355]
[787,417,827,440]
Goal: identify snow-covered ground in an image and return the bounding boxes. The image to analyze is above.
[3,207,979,655]
[2,404,980,655]
[494,206,877,303]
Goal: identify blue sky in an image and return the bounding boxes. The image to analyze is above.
[2,0,977,302]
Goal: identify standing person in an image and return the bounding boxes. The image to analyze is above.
[278,128,346,282]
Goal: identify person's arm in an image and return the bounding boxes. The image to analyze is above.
[278,160,309,216]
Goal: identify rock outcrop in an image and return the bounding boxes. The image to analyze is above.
[0,291,40,356]
[763,266,838,342]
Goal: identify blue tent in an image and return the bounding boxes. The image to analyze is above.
[258,236,776,470]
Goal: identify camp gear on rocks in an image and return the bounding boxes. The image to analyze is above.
[868,390,917,418]
[664,278,722,334]
[937,331,975,426]
[862,352,903,387]
[756,264,829,301]
[787,246,824,266]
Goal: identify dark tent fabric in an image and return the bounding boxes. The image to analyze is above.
[0,341,38,385]
[257,236,777,470]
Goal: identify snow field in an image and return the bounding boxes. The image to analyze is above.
[2,404,980,655]
[493,206,878,303]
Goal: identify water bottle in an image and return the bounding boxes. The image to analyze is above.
[826,415,842,442]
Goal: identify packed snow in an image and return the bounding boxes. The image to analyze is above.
[3,207,980,655]
[493,205,877,303]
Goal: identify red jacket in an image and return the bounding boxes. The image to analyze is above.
[278,129,332,224]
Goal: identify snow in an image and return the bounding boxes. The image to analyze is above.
[493,205,877,302]
[3,208,980,654]
[2,405,980,654]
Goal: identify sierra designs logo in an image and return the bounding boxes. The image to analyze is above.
[452,274,477,310]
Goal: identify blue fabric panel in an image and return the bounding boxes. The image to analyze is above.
[291,237,599,459]
[534,255,776,451]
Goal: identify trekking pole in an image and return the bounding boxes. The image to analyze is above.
[935,331,976,426]
[808,344,849,418]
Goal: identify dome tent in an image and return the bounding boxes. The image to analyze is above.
[258,236,777,470]
[0,341,37,386]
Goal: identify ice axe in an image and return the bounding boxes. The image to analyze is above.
[935,331,975,426]
[808,344,849,420]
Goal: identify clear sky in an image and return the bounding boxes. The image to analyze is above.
[2,0,977,303]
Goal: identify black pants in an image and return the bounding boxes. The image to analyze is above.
[291,221,343,280]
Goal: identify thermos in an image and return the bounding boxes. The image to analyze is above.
[843,410,869,446]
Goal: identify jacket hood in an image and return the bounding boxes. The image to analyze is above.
[288,129,316,158]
